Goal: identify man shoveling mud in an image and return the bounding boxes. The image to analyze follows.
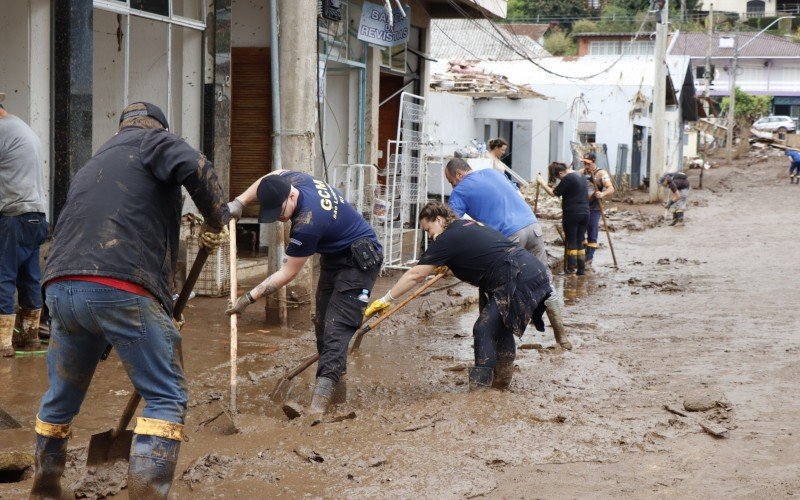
[226,170,383,416]
[579,152,614,268]
[661,172,690,226]
[31,102,229,499]
[786,149,800,184]
[443,158,571,350]
[365,202,551,391]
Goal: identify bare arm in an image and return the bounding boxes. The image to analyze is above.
[248,254,308,300]
[387,264,436,300]
[596,171,615,199]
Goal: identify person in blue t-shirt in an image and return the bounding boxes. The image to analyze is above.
[226,170,383,415]
[786,149,800,184]
[444,158,571,350]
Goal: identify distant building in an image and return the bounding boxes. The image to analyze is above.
[669,31,800,122]
[431,18,550,60]
[502,23,553,45]
[572,32,656,57]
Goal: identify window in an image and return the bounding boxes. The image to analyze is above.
[130,0,168,16]
[695,65,715,81]
[589,40,620,55]
[589,40,653,56]
[746,0,765,16]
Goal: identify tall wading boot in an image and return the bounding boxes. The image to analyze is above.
[670,211,680,226]
[468,366,494,391]
[309,377,336,415]
[585,244,597,268]
[331,374,347,405]
[128,418,184,499]
[565,250,578,274]
[544,298,572,350]
[492,355,515,390]
[30,418,73,500]
[0,314,15,357]
[14,308,42,350]
[576,249,587,276]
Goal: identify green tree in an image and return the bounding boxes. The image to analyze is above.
[721,87,771,124]
[543,31,577,55]
[571,19,598,33]
[597,4,636,32]
[508,0,587,20]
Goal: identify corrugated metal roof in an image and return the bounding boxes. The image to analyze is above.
[669,31,800,58]
[431,18,550,61]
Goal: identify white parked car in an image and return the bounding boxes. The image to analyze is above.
[752,115,797,134]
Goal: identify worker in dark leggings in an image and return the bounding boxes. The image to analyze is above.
[538,162,590,275]
[365,202,552,391]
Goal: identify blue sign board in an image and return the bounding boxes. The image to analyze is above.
[357,1,410,48]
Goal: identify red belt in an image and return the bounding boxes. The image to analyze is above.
[47,276,154,299]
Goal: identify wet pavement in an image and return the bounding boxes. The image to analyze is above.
[1,154,799,497]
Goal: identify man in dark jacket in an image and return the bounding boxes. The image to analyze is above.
[661,172,691,226]
[31,102,229,499]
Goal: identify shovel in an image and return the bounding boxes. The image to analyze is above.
[269,271,448,402]
[86,246,210,466]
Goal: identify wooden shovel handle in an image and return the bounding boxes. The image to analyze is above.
[351,272,448,352]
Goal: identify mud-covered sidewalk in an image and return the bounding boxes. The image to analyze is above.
[1,156,799,498]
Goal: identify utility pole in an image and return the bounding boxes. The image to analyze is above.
[705,4,713,99]
[649,0,669,202]
[266,0,318,326]
[726,23,739,165]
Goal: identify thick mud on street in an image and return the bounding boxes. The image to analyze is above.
[2,156,799,498]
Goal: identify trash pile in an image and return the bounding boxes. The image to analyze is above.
[431,60,544,99]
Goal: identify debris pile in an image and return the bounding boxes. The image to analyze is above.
[431,60,544,99]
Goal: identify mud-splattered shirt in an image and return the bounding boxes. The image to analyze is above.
[44,126,230,314]
[419,219,551,335]
[279,171,380,257]
[665,172,690,193]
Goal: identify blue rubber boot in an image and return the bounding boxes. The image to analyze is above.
[127,434,181,499]
[30,434,73,499]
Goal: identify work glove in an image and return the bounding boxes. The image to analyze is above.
[434,266,448,276]
[199,225,229,254]
[226,292,255,316]
[228,199,245,221]
[364,295,393,320]
[172,314,185,331]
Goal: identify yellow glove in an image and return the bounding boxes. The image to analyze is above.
[364,296,393,320]
[172,314,185,331]
[434,266,448,276]
[199,225,229,254]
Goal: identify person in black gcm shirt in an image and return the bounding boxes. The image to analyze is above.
[226,171,382,416]
[660,172,690,226]
[537,162,590,274]
[365,202,552,391]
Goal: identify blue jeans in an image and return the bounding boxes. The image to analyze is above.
[585,210,601,262]
[0,213,47,314]
[38,281,187,425]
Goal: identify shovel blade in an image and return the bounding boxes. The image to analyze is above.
[270,378,292,403]
[86,429,134,466]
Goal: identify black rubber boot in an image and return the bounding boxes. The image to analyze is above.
[492,356,515,390]
[468,366,494,391]
[670,211,680,226]
[565,251,578,274]
[30,434,73,500]
[545,298,572,350]
[309,376,335,415]
[127,434,181,500]
[576,250,586,276]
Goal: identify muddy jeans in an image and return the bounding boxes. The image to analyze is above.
[37,281,187,425]
[314,251,380,384]
[473,292,516,368]
[0,212,47,314]
[673,187,690,211]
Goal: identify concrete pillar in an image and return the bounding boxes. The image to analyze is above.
[212,0,232,198]
[53,0,93,224]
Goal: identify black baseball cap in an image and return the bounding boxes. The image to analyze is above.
[582,152,596,163]
[119,102,169,130]
[257,175,292,223]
